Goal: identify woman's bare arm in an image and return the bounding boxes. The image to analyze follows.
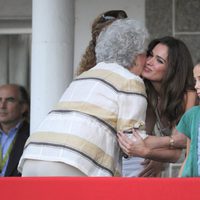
[117,130,182,163]
[118,91,197,164]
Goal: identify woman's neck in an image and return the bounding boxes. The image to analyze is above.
[151,81,161,95]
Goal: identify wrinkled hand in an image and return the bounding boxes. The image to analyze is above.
[138,159,165,177]
[117,129,148,158]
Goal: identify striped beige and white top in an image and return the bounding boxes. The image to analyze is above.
[18,62,147,176]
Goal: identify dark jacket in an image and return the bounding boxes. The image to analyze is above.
[4,120,30,176]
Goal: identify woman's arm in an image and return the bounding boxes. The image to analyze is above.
[142,145,182,163]
[139,91,196,157]
[143,90,196,149]
[138,159,164,177]
[117,130,182,162]
[117,90,196,164]
[142,128,187,149]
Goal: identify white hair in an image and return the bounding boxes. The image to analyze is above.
[95,18,149,68]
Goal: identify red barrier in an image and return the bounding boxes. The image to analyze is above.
[1,177,200,200]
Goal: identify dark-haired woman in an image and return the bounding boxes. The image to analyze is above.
[119,36,197,177]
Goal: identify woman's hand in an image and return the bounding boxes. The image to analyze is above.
[138,159,164,177]
[117,129,149,158]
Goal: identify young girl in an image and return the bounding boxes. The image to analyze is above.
[176,62,200,177]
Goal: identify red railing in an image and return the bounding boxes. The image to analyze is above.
[1,177,200,200]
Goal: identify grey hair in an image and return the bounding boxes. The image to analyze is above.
[95,18,149,68]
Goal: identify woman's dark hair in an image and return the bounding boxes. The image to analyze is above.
[77,10,128,75]
[144,36,195,127]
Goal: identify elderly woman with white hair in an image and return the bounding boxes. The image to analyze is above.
[18,18,149,177]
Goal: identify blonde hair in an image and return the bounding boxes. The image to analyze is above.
[77,10,128,75]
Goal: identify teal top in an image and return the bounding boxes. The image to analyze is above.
[176,106,200,177]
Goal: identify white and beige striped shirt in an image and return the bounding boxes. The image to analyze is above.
[18,62,147,176]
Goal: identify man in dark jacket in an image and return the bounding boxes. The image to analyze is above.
[0,84,30,176]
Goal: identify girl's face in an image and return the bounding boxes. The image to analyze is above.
[142,43,168,83]
[193,64,200,98]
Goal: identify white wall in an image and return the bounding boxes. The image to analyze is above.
[0,0,145,74]
[0,0,31,18]
[0,0,32,34]
[74,0,145,75]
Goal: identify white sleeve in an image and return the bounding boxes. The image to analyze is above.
[117,91,147,135]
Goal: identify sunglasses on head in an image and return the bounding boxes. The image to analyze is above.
[99,10,128,23]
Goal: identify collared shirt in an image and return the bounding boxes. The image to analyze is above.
[0,121,22,176]
[18,62,147,176]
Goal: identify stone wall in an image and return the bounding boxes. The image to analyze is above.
[146,0,200,64]
[146,0,200,177]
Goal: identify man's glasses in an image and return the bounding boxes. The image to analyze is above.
[99,10,128,23]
